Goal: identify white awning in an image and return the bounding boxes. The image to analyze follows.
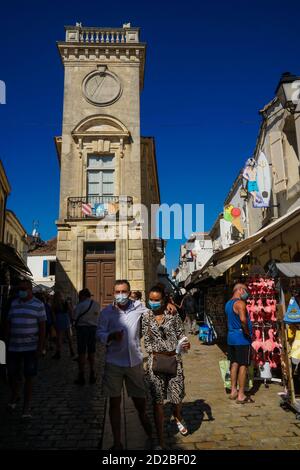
[184,205,300,288]
[206,250,251,279]
[276,263,300,278]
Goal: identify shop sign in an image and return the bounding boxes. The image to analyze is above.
[223,204,244,234]
[242,152,272,208]
[284,297,300,323]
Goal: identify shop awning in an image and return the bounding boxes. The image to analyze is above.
[33,283,54,292]
[276,263,300,278]
[185,238,263,288]
[0,242,32,277]
[185,205,300,288]
[210,206,300,267]
[206,250,251,279]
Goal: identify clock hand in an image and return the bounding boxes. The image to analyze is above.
[91,75,106,98]
[89,75,100,96]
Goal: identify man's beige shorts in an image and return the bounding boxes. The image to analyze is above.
[102,362,146,398]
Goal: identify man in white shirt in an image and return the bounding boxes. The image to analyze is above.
[96,279,152,450]
[74,288,101,385]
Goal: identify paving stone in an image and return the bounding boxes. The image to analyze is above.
[1,335,299,450]
[0,340,106,450]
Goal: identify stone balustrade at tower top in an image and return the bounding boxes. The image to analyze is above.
[65,24,140,44]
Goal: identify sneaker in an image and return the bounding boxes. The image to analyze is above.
[22,409,32,419]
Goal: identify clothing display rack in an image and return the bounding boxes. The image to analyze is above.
[273,263,300,420]
[246,275,282,388]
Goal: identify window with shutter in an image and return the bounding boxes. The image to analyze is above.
[87,155,115,201]
[269,132,287,192]
[43,259,48,277]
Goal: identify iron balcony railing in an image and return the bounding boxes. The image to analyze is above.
[67,196,133,220]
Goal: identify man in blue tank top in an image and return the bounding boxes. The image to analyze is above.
[225,283,253,404]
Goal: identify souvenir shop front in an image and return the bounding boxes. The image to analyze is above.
[186,208,300,396]
[191,276,228,343]
[244,269,282,385]
[270,263,300,419]
[187,249,289,388]
[186,250,256,343]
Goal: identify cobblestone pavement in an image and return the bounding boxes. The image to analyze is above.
[0,339,106,450]
[1,335,300,450]
[165,336,300,450]
[103,336,300,450]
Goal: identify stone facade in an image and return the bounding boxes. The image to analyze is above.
[27,238,57,288]
[4,210,29,262]
[55,24,162,301]
[242,89,300,266]
[0,161,10,243]
[175,233,213,285]
[246,96,300,236]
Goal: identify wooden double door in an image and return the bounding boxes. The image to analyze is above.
[84,251,116,308]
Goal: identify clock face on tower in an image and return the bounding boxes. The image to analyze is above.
[82,69,122,106]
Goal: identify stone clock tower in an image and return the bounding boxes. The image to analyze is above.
[55,23,162,304]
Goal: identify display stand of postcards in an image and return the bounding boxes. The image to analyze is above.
[246,276,282,387]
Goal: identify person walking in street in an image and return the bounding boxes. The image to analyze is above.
[51,291,75,359]
[34,291,53,356]
[74,288,101,385]
[5,279,46,418]
[181,293,198,335]
[96,279,153,450]
[130,290,142,301]
[225,283,253,404]
[142,285,190,450]
[155,284,179,317]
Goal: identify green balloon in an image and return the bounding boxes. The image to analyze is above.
[224,211,233,222]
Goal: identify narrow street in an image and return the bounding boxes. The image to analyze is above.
[0,343,106,450]
[1,335,300,450]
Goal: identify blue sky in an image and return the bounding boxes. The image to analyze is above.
[1,0,299,272]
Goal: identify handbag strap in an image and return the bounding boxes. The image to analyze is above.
[153,350,176,356]
[75,300,93,327]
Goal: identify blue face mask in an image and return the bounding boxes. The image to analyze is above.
[241,290,249,301]
[115,294,129,306]
[148,300,162,311]
[19,290,28,299]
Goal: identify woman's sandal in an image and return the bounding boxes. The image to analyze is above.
[236,396,255,404]
[175,419,189,436]
[228,393,238,400]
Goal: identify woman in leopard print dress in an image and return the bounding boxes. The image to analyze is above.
[142,285,190,449]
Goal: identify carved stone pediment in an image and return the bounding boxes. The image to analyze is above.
[72,114,130,141]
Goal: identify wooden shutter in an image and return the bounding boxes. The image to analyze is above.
[269,132,287,192]
[43,259,48,277]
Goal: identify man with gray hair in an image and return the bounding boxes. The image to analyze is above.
[225,283,253,404]
[97,279,152,450]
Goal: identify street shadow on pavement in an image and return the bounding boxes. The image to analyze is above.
[164,399,214,447]
[0,343,106,450]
